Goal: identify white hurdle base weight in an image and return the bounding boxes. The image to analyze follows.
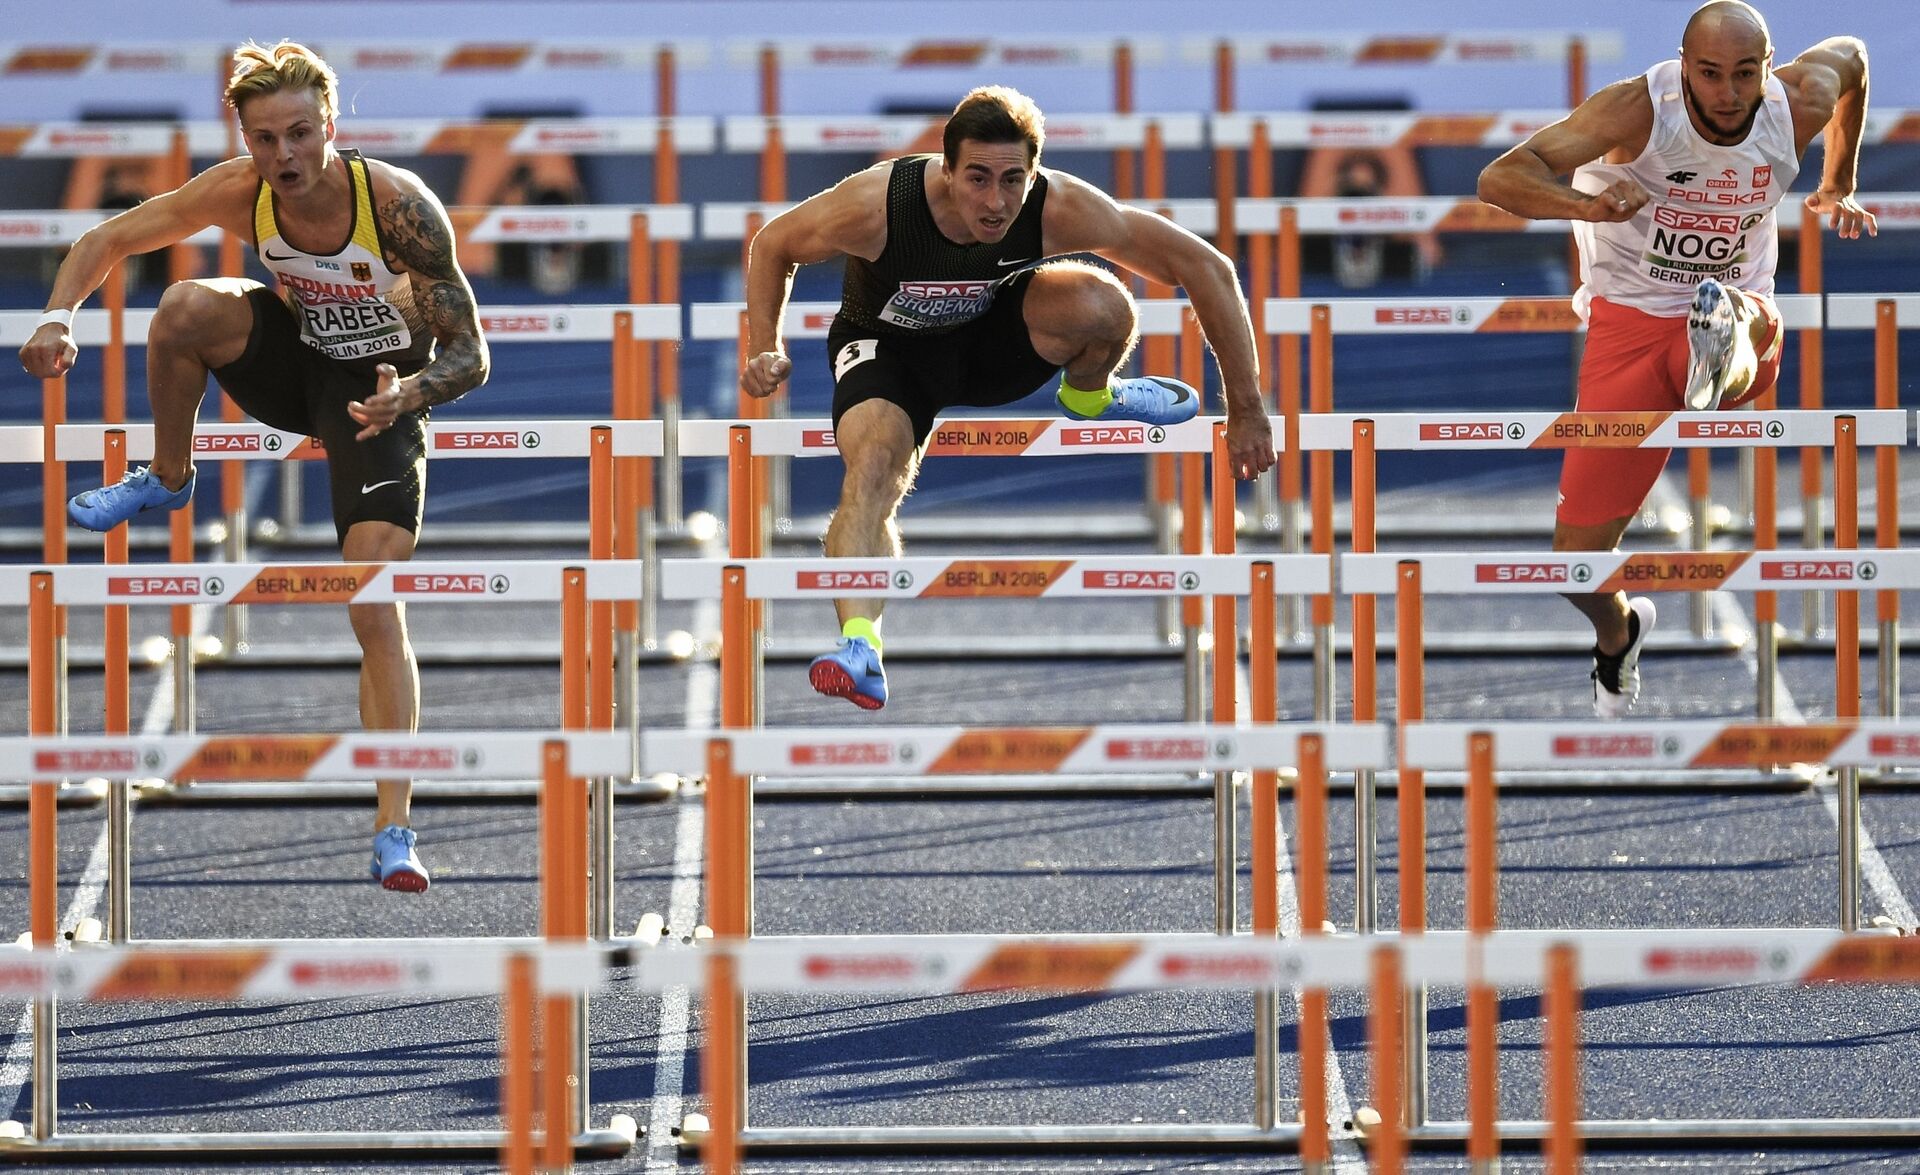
[1357,765,1820,793]
[109,778,677,804]
[730,1116,1920,1154]
[748,771,1213,797]
[0,1123,637,1162]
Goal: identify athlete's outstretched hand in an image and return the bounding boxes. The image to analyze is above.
[1578,179,1650,223]
[19,321,77,380]
[1227,411,1276,482]
[741,350,792,399]
[1805,187,1878,240]
[348,363,408,441]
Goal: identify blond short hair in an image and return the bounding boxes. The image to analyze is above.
[225,41,339,122]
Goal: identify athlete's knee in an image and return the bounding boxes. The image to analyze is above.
[839,438,915,507]
[1030,262,1135,343]
[150,280,245,352]
[348,600,408,650]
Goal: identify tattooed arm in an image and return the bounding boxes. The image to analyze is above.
[348,163,489,438]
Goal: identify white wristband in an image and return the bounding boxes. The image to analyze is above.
[36,309,73,331]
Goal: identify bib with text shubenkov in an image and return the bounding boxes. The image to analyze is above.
[252,151,427,371]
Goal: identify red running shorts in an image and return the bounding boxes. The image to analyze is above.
[1556,292,1783,528]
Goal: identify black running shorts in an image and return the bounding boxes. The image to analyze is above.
[827,269,1061,447]
[212,288,427,544]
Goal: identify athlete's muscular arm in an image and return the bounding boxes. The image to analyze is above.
[1779,37,1875,239]
[19,160,255,379]
[741,166,889,398]
[1478,78,1656,223]
[351,165,489,440]
[1042,172,1272,480]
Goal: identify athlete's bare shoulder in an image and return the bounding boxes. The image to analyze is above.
[774,159,891,263]
[128,156,259,242]
[362,157,462,280]
[1774,37,1867,150]
[1577,75,1657,163]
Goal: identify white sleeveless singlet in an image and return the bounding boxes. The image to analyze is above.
[1571,59,1798,320]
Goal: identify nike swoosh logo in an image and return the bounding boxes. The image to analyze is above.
[263,250,300,262]
[996,258,1033,267]
[360,479,401,495]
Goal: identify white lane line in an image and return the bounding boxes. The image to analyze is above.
[644,534,721,1172]
[1238,663,1367,1171]
[0,621,183,1117]
[1717,590,1920,927]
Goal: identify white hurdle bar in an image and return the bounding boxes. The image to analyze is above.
[1347,545,1917,728]
[3,729,630,1163]
[1405,718,1920,933]
[1302,406,1906,654]
[1387,718,1920,1148]
[640,720,1389,1157]
[2,304,681,560]
[683,298,1221,552]
[18,561,652,949]
[664,552,1330,755]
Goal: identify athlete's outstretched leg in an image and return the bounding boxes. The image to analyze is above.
[344,519,428,890]
[812,398,920,709]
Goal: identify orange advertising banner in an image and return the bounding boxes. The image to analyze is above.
[1400,114,1497,144]
[90,950,272,1000]
[1479,299,1582,332]
[958,943,1139,992]
[1594,551,1751,594]
[923,421,1047,457]
[231,565,378,604]
[1529,412,1671,448]
[926,727,1092,774]
[1801,937,1920,983]
[173,736,339,782]
[1685,724,1854,768]
[917,560,1071,598]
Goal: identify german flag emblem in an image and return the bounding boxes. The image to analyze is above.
[351,262,372,281]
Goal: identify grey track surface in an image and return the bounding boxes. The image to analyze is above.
[1,481,1918,1174]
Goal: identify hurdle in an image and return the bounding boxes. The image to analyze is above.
[638,721,1390,1157]
[658,922,1920,1171]
[696,130,1207,543]
[1197,34,1612,257]
[3,724,634,1162]
[663,545,1327,771]
[6,301,676,771]
[1306,405,1903,652]
[1394,719,1920,1150]
[686,297,1230,565]
[674,409,1262,659]
[1824,296,1911,661]
[27,422,666,804]
[0,936,626,1169]
[725,37,1163,200]
[20,554,661,938]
